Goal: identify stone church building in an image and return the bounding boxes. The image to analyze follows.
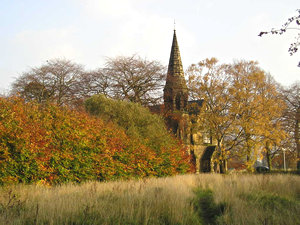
[158,30,216,173]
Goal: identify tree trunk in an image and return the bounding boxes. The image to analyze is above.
[218,143,227,174]
[223,159,227,173]
[246,153,254,172]
[265,142,272,171]
[266,149,272,171]
[219,159,227,174]
[219,162,224,174]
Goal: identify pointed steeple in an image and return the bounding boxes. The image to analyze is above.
[164,29,188,112]
[167,30,185,82]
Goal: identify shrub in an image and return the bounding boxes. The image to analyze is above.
[85,94,175,152]
[0,97,191,185]
[85,95,192,175]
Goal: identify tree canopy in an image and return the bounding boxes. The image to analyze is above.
[11,55,166,107]
[187,58,286,171]
[103,55,166,105]
[8,54,298,172]
[11,59,84,106]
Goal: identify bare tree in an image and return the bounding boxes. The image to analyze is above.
[11,55,166,107]
[11,59,84,106]
[281,82,300,170]
[259,9,300,66]
[104,55,166,105]
[75,68,111,99]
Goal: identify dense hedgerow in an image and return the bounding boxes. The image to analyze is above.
[85,94,177,152]
[0,97,191,185]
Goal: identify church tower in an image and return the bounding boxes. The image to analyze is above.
[163,29,188,135]
[164,30,188,112]
[162,29,216,173]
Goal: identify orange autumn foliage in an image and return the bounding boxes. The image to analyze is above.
[0,97,191,185]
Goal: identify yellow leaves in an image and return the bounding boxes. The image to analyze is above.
[187,58,287,165]
[198,58,218,68]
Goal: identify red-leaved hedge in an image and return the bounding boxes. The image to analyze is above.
[0,97,191,185]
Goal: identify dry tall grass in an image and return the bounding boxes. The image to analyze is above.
[0,174,299,225]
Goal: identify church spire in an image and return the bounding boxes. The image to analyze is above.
[164,29,188,112]
[167,29,186,83]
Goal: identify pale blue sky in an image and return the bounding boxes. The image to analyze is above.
[1,0,299,93]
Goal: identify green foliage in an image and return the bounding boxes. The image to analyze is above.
[0,97,191,185]
[192,189,227,225]
[85,94,191,175]
[85,94,175,152]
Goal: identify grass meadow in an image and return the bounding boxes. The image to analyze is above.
[0,174,299,225]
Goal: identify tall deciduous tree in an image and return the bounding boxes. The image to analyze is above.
[187,58,235,173]
[281,82,300,170]
[228,61,286,171]
[104,55,166,105]
[74,68,112,104]
[12,55,166,107]
[259,76,287,170]
[11,59,84,106]
[188,59,286,172]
